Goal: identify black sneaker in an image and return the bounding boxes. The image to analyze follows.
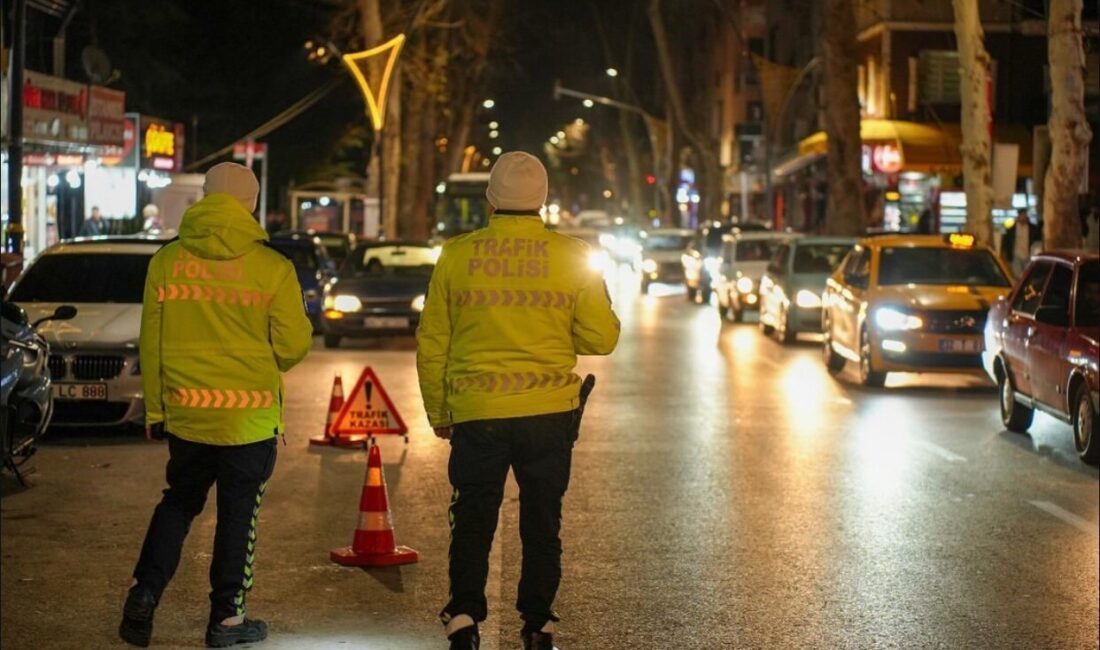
[448,624,480,650]
[522,631,555,650]
[118,586,157,647]
[205,618,268,647]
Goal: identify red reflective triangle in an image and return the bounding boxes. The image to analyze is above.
[331,367,408,436]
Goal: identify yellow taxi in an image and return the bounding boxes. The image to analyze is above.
[821,233,1014,387]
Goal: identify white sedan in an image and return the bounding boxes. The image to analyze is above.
[8,238,162,428]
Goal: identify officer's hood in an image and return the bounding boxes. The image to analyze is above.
[178,193,269,260]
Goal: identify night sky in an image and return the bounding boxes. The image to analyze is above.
[12,0,657,208]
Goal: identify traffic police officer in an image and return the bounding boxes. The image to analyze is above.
[119,163,312,648]
[417,151,620,650]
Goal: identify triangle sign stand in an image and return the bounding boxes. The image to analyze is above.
[330,366,409,448]
[341,34,406,131]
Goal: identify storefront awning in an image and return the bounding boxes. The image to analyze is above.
[797,119,1033,176]
[771,151,824,179]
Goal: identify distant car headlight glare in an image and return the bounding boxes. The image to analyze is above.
[332,295,362,313]
[875,307,923,331]
[795,289,822,308]
[588,250,610,271]
[736,277,754,294]
[641,259,658,274]
[703,256,720,275]
[411,294,426,312]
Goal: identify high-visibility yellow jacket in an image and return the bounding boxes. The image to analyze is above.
[141,193,313,445]
[417,214,621,427]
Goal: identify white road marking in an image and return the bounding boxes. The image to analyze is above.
[910,439,968,462]
[1028,500,1100,537]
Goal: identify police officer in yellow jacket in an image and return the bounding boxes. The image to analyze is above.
[417,152,620,650]
[119,163,312,648]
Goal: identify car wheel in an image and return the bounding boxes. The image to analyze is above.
[777,307,795,344]
[759,307,775,334]
[822,321,845,374]
[997,367,1033,433]
[1072,384,1099,464]
[323,334,342,349]
[859,328,887,388]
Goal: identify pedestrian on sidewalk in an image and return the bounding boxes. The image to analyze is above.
[119,162,313,648]
[417,151,621,650]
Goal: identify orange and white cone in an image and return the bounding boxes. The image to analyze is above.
[331,442,419,567]
[310,373,344,446]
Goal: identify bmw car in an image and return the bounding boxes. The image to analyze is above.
[320,241,439,348]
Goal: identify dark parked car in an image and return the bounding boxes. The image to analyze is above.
[274,230,358,267]
[266,234,337,328]
[983,251,1100,464]
[320,241,439,348]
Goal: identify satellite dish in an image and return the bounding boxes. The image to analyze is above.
[82,46,113,84]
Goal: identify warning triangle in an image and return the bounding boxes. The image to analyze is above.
[342,33,406,131]
[331,367,408,437]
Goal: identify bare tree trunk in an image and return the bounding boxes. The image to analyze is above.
[647,0,723,223]
[822,0,864,236]
[1044,0,1092,249]
[357,0,400,239]
[399,70,427,239]
[952,0,994,246]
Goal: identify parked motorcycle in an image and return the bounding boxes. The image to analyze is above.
[2,298,77,485]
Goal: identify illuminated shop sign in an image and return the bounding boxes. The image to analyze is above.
[22,71,89,144]
[139,117,185,172]
[861,143,903,175]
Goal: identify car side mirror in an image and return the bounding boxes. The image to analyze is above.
[32,304,78,328]
[1033,305,1068,327]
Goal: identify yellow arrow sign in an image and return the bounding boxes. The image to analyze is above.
[342,34,406,131]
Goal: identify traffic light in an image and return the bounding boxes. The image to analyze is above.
[645,174,657,185]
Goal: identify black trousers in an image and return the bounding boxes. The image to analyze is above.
[441,410,575,634]
[132,433,277,623]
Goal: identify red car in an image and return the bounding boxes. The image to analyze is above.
[983,251,1100,464]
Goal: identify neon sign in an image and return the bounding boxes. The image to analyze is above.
[342,34,406,131]
[145,124,175,157]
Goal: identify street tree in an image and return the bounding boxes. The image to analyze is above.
[821,0,864,236]
[951,0,994,246]
[1044,0,1093,249]
[647,0,724,225]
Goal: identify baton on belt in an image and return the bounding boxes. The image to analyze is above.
[572,374,597,439]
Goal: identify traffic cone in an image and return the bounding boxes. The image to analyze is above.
[310,373,344,446]
[330,442,419,567]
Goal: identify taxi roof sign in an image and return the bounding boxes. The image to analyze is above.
[331,367,408,438]
[946,233,976,248]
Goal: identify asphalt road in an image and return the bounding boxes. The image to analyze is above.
[2,265,1098,650]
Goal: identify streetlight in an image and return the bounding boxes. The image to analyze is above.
[489,130,499,139]
[482,98,495,109]
[489,120,499,129]
[550,136,560,145]
[583,99,594,108]
[605,68,618,77]
[492,146,503,156]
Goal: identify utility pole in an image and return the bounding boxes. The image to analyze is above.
[6,0,27,255]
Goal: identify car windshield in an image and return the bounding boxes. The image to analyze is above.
[345,245,437,277]
[736,239,779,262]
[10,253,151,303]
[643,234,692,251]
[1076,260,1100,327]
[878,247,1010,287]
[268,241,319,270]
[793,243,852,274]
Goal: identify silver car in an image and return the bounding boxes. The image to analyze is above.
[8,238,162,428]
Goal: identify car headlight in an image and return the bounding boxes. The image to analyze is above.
[795,289,822,308]
[641,259,658,274]
[411,294,426,312]
[736,277,754,294]
[330,295,362,313]
[703,257,720,275]
[874,307,923,331]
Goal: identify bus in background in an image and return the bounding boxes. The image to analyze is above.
[434,172,491,239]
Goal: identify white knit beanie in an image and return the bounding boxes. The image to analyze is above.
[486,151,548,211]
[204,162,260,212]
